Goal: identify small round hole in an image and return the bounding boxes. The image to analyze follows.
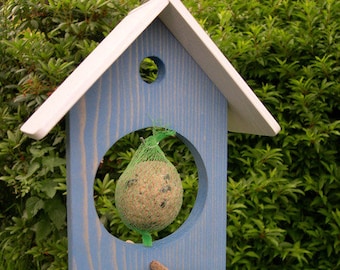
[139,57,164,84]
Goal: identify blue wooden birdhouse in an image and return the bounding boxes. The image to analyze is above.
[21,0,280,269]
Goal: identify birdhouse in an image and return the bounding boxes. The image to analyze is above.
[21,0,280,269]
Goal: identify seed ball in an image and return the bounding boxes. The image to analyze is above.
[115,161,183,232]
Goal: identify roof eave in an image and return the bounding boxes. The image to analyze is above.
[160,0,280,136]
[20,0,169,140]
[20,0,280,140]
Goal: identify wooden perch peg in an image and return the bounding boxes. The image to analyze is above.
[150,260,169,270]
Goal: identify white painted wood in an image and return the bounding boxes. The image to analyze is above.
[20,0,169,140]
[20,0,280,140]
[161,0,280,136]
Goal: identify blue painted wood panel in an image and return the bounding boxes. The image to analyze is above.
[67,19,227,269]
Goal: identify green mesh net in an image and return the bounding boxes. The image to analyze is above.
[115,129,183,247]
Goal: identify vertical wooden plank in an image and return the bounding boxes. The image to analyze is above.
[67,19,227,269]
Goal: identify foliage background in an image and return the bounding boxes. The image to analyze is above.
[0,0,339,269]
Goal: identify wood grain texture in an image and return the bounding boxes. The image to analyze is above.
[67,19,227,269]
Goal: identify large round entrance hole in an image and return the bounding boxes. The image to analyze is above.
[94,127,199,244]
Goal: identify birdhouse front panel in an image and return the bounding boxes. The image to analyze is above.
[67,19,228,269]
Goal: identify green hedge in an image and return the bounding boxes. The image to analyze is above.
[1,0,339,269]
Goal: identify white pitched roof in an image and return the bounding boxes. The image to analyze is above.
[20,0,280,140]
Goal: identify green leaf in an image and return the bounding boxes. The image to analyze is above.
[45,198,66,230]
[26,196,44,219]
[40,179,58,198]
[33,217,52,242]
